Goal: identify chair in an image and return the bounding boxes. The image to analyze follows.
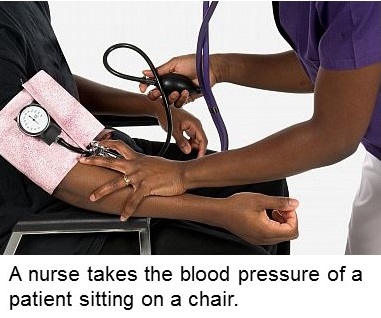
[3,213,151,255]
[3,115,158,255]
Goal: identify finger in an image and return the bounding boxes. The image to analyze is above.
[277,210,298,232]
[188,93,203,103]
[147,88,162,101]
[175,122,193,154]
[89,175,128,202]
[255,221,297,245]
[142,69,154,77]
[140,71,156,93]
[97,140,139,160]
[277,209,298,220]
[185,126,207,158]
[139,82,148,93]
[174,91,189,108]
[79,155,130,174]
[187,134,204,158]
[174,132,192,154]
[168,91,181,105]
[194,130,208,158]
[271,210,287,223]
[196,140,207,158]
[120,187,147,221]
[267,211,299,240]
[257,194,299,212]
[241,210,297,245]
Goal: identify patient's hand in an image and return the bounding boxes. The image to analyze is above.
[222,193,299,245]
[155,106,207,158]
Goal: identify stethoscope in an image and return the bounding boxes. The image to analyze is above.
[196,1,227,151]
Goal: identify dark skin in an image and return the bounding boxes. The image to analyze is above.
[53,75,300,246]
[78,51,381,216]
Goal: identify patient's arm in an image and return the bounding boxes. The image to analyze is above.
[74,75,208,157]
[74,75,162,117]
[53,162,299,245]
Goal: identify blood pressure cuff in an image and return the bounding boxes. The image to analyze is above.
[0,70,105,194]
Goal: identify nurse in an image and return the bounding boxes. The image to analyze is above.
[80,2,381,254]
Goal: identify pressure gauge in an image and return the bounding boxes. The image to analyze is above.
[17,103,50,137]
[15,102,119,156]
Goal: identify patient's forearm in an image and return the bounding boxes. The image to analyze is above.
[54,163,225,228]
[74,75,161,117]
[54,162,300,246]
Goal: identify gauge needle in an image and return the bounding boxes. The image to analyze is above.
[29,115,40,125]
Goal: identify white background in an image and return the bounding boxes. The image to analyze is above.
[49,1,366,255]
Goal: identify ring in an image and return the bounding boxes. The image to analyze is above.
[123,174,131,187]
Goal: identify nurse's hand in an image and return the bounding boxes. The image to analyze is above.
[139,54,218,108]
[79,140,187,218]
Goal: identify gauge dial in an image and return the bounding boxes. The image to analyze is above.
[17,103,50,136]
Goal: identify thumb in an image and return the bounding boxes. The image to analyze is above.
[258,195,299,211]
[142,69,154,78]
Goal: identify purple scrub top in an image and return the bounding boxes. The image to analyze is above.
[275,1,381,160]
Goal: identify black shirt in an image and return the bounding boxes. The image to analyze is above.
[0,2,103,253]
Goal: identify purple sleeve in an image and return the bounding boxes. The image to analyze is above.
[317,2,381,70]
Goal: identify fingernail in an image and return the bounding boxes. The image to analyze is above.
[288,198,299,207]
[180,142,189,151]
[120,215,127,222]
[183,145,191,153]
[90,194,96,201]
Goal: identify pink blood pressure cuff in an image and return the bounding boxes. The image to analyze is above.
[0,70,105,194]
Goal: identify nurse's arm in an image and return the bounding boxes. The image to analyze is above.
[212,50,315,93]
[182,62,381,188]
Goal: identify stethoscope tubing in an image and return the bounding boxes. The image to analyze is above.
[197,1,228,151]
